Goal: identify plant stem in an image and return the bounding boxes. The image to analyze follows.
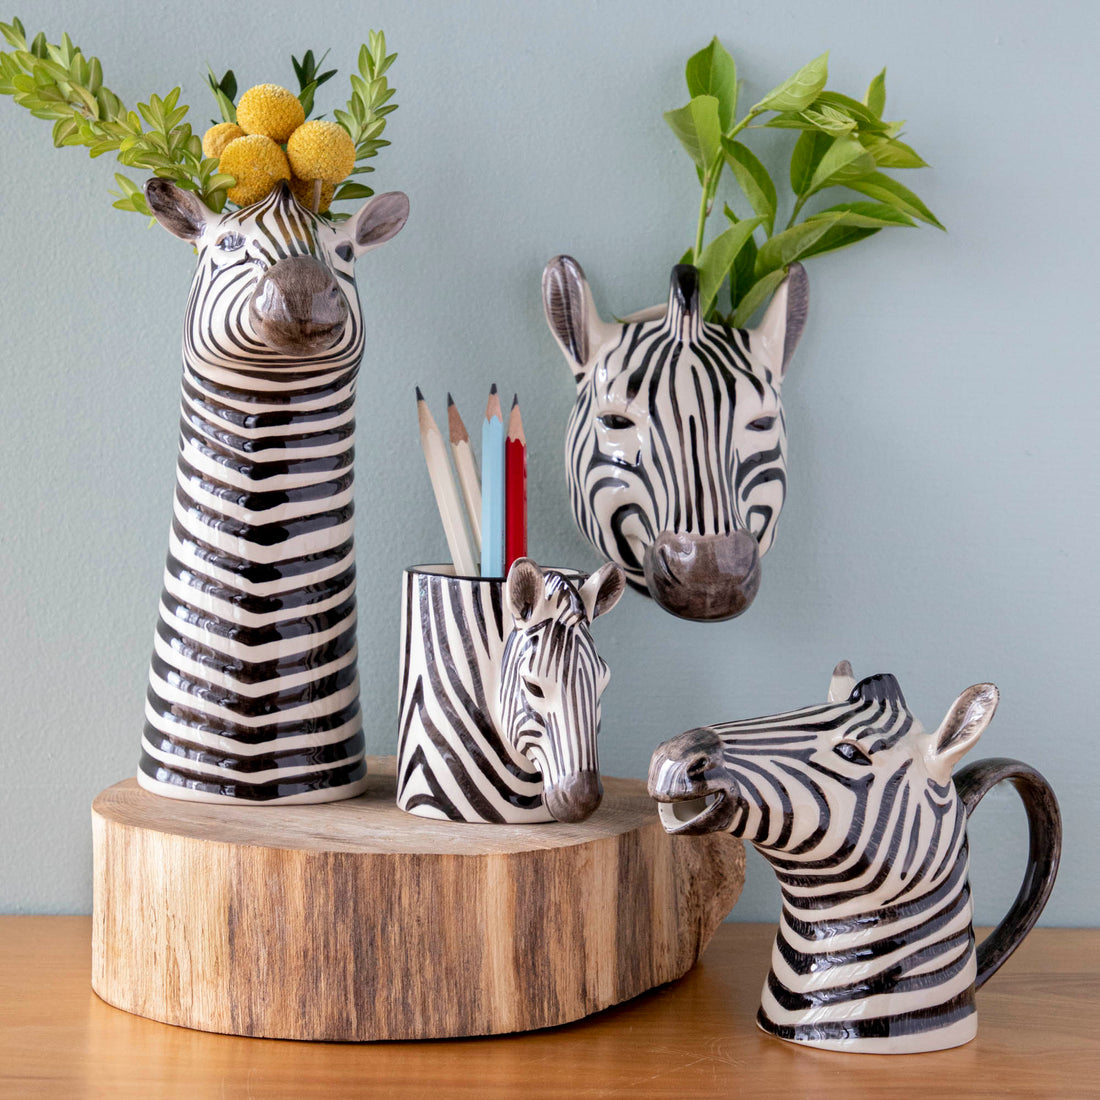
[692,108,762,264]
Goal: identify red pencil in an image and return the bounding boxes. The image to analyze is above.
[505,395,527,570]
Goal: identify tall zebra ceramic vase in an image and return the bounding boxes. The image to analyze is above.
[542,256,808,622]
[137,179,409,804]
[648,663,1062,1054]
[397,558,625,823]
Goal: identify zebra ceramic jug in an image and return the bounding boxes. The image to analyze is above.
[542,256,808,623]
[137,179,409,804]
[648,662,1061,1054]
[397,558,625,823]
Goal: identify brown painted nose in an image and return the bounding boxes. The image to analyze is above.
[643,530,761,621]
[249,255,349,355]
[543,771,603,823]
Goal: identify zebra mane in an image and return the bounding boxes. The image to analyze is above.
[849,673,908,710]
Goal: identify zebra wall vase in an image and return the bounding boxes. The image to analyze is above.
[397,558,625,823]
[648,662,1062,1054]
[137,179,409,804]
[542,256,808,623]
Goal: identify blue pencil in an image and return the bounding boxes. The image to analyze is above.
[480,385,505,577]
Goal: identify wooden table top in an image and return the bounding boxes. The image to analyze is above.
[2,917,1096,1097]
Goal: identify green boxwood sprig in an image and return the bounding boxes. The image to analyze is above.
[666,38,943,325]
[0,17,233,216]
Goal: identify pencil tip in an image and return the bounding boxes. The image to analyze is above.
[511,394,519,409]
[489,382,498,395]
[415,385,424,401]
[447,392,454,406]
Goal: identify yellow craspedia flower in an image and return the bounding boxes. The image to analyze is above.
[201,122,246,159]
[289,175,336,213]
[286,120,357,183]
[218,135,291,206]
[236,83,305,143]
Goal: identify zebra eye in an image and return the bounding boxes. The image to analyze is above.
[216,232,245,252]
[598,414,635,431]
[523,677,545,699]
[748,415,777,431]
[834,740,872,766]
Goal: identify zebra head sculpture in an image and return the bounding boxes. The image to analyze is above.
[396,559,625,824]
[648,662,1061,1053]
[499,559,625,822]
[543,256,808,622]
[137,181,408,804]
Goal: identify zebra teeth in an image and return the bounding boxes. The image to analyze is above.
[656,790,727,834]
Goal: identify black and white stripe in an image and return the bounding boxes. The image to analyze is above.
[397,560,623,823]
[138,185,404,803]
[649,664,1002,1053]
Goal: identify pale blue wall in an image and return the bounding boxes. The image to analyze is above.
[1,0,1096,926]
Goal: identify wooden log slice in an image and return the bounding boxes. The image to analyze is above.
[92,756,745,1041]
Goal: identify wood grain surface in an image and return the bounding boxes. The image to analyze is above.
[91,757,745,1041]
[3,918,1096,1098]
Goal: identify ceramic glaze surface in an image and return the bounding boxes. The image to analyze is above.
[137,180,408,804]
[648,662,1061,1053]
[542,257,807,622]
[397,559,624,823]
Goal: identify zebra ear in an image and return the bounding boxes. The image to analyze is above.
[144,179,214,243]
[747,262,809,380]
[505,558,546,623]
[342,191,409,258]
[828,660,856,702]
[580,563,626,622]
[542,255,614,385]
[927,683,999,783]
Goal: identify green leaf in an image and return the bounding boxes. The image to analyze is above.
[697,215,765,317]
[685,37,737,131]
[732,269,788,327]
[865,68,886,116]
[806,134,875,195]
[751,52,828,113]
[755,214,848,275]
[792,223,880,262]
[789,129,832,195]
[721,138,777,234]
[333,181,374,200]
[860,134,928,168]
[814,200,915,228]
[814,91,892,132]
[844,171,944,229]
[664,94,722,170]
[729,229,758,315]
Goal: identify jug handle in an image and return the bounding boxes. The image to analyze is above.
[954,757,1062,990]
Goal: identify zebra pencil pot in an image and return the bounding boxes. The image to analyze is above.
[397,558,625,824]
[542,256,808,623]
[136,180,409,804]
[648,662,1062,1054]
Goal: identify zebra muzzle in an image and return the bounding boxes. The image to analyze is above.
[248,255,350,355]
[542,770,603,823]
[642,530,761,621]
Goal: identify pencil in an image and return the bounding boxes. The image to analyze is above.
[447,394,482,557]
[416,388,478,577]
[505,395,527,571]
[480,385,506,577]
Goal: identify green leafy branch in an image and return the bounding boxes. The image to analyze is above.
[666,38,944,325]
[291,48,336,120]
[329,31,398,213]
[0,17,234,216]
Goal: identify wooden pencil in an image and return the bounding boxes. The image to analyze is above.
[480,385,506,577]
[505,395,527,571]
[447,394,482,557]
[416,388,478,577]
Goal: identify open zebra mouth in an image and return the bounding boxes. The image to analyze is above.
[655,789,734,835]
